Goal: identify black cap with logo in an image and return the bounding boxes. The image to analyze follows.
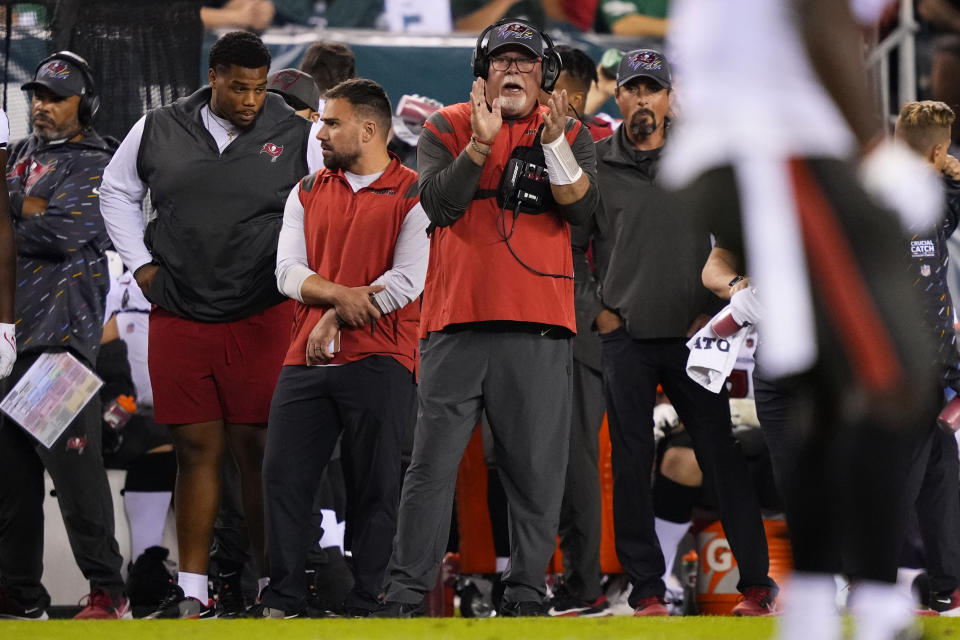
[267,68,320,112]
[22,58,89,97]
[617,49,672,89]
[485,21,545,58]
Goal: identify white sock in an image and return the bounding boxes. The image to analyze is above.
[124,491,172,561]
[654,518,690,583]
[778,572,841,640]
[318,509,346,552]
[178,571,209,603]
[257,577,270,598]
[850,580,915,640]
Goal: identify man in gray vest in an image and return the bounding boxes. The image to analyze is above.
[100,30,321,618]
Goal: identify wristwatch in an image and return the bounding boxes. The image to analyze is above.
[728,275,745,287]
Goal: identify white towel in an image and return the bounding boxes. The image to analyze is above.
[686,319,750,394]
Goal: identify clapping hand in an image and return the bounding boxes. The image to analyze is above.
[542,89,569,144]
[470,78,501,144]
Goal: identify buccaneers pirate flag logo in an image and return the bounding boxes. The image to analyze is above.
[260,142,284,163]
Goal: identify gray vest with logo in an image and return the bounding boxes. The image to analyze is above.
[137,87,310,322]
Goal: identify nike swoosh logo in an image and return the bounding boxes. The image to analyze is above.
[547,605,585,616]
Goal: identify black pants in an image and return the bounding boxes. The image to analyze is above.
[909,417,960,595]
[601,333,773,605]
[0,351,125,604]
[558,358,605,601]
[755,364,932,582]
[691,160,938,584]
[261,356,414,613]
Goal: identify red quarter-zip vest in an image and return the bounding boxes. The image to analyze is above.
[420,102,579,337]
[284,157,421,372]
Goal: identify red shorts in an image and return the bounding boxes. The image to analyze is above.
[149,301,294,425]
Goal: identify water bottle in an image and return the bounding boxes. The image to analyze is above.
[103,395,136,430]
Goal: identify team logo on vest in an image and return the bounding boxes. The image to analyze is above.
[496,23,535,40]
[260,142,284,162]
[921,264,932,277]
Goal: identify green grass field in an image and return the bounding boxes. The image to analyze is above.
[4,617,960,640]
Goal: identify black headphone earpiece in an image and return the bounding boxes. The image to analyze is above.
[33,51,100,128]
[471,22,497,81]
[471,19,561,92]
[539,31,561,93]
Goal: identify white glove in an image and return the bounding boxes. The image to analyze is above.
[729,287,762,327]
[0,323,16,378]
[653,402,680,441]
[859,139,943,232]
[0,109,8,148]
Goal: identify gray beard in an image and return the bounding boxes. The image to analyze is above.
[498,74,528,117]
[34,123,80,142]
[499,95,527,117]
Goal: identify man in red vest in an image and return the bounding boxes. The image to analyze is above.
[376,18,599,617]
[254,78,429,618]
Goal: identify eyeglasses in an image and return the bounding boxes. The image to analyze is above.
[490,56,540,73]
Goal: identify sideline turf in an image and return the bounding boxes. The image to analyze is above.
[3,617,959,640]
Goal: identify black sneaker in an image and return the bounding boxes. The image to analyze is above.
[212,570,246,618]
[305,548,354,614]
[145,583,217,619]
[499,599,546,617]
[126,546,174,608]
[547,592,611,617]
[369,600,425,618]
[0,588,48,620]
[245,602,304,619]
[931,588,960,615]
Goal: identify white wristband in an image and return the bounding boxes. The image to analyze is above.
[542,133,583,186]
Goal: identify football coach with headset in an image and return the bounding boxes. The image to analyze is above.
[0,51,132,620]
[376,18,599,617]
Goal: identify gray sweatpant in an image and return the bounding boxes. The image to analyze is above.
[383,328,572,604]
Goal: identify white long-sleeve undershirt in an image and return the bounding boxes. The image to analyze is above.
[275,172,430,313]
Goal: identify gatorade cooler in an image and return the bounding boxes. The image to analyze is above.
[693,518,792,615]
